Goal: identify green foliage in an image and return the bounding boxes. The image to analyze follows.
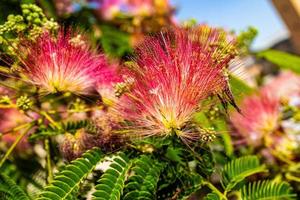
[29,120,95,141]
[165,146,184,163]
[100,24,133,58]
[178,173,203,199]
[236,26,258,54]
[240,180,297,200]
[257,50,300,74]
[157,170,203,200]
[92,153,131,200]
[221,156,267,191]
[123,155,164,200]
[37,148,103,200]
[204,192,220,200]
[0,173,30,200]
[229,75,254,100]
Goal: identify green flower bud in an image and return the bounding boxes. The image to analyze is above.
[16,95,33,111]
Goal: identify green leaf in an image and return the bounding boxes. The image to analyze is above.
[178,173,203,200]
[123,155,164,200]
[100,24,132,57]
[165,147,183,163]
[0,173,31,200]
[229,75,254,99]
[257,50,300,74]
[204,192,220,200]
[240,180,297,200]
[221,156,267,191]
[37,148,103,200]
[215,119,233,157]
[29,120,93,141]
[157,171,203,200]
[92,153,131,200]
[236,26,258,54]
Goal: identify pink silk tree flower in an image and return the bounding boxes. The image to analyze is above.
[121,27,238,142]
[262,71,300,102]
[230,91,280,147]
[19,30,110,95]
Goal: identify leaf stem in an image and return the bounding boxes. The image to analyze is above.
[286,173,300,182]
[45,138,53,183]
[40,111,61,129]
[0,104,16,109]
[203,181,227,200]
[1,122,33,135]
[0,123,33,167]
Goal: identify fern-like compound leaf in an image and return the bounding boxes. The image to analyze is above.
[221,155,267,191]
[204,192,220,200]
[0,173,30,200]
[123,155,164,200]
[37,148,103,200]
[92,153,131,200]
[240,180,297,200]
[29,120,94,141]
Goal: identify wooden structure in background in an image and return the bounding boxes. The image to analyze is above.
[272,0,300,54]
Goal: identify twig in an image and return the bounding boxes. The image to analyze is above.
[0,123,34,167]
[44,138,53,183]
[203,180,227,200]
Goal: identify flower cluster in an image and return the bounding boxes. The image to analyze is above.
[1,24,239,159]
[230,71,300,161]
[230,91,280,146]
[120,27,238,142]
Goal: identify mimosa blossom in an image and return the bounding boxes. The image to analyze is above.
[121,27,238,142]
[20,30,111,95]
[262,71,300,101]
[230,91,280,146]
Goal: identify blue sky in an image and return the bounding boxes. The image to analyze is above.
[171,0,289,51]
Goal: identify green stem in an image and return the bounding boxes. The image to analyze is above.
[45,139,53,183]
[288,162,300,172]
[286,173,300,182]
[203,181,227,200]
[1,122,32,135]
[40,111,61,129]
[0,104,16,109]
[0,123,33,167]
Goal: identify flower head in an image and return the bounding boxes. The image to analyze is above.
[230,90,280,146]
[121,27,237,141]
[20,30,110,95]
[262,71,300,102]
